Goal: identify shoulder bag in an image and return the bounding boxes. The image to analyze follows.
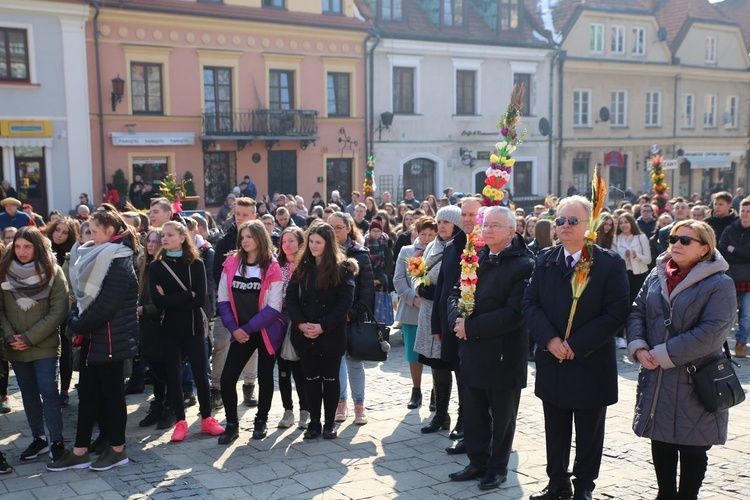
[347,301,391,362]
[279,283,301,362]
[161,261,210,338]
[661,296,745,413]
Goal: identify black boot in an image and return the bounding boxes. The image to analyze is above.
[139,401,163,427]
[429,388,436,412]
[218,423,239,445]
[243,384,258,407]
[322,421,337,439]
[157,405,176,430]
[303,421,322,440]
[252,417,267,440]
[421,378,451,434]
[407,388,422,409]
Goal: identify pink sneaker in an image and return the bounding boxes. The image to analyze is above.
[334,402,348,422]
[201,417,225,436]
[170,420,188,442]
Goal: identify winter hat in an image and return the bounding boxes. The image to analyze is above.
[226,193,236,200]
[295,195,304,204]
[435,205,462,228]
[331,190,340,199]
[232,186,241,195]
[368,219,383,231]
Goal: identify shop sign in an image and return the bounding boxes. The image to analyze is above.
[111,133,195,146]
[604,150,624,167]
[0,120,53,137]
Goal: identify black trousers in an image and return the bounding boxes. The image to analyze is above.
[220,335,276,424]
[651,440,710,500]
[463,385,522,475]
[300,354,341,424]
[164,334,211,421]
[277,356,307,412]
[75,340,127,448]
[59,327,73,393]
[542,402,607,492]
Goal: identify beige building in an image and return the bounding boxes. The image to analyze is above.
[551,0,750,203]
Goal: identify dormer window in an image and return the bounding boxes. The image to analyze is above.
[705,36,717,64]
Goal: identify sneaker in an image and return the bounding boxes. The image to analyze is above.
[334,402,348,422]
[20,437,49,462]
[46,449,90,471]
[616,337,627,349]
[139,402,163,428]
[200,417,225,436]
[49,441,65,462]
[242,384,258,407]
[278,409,295,428]
[0,451,11,474]
[210,388,223,410]
[90,446,128,471]
[0,396,11,414]
[171,420,189,442]
[298,410,310,430]
[157,406,176,430]
[89,435,109,455]
[354,403,368,425]
[183,392,197,408]
[59,392,69,408]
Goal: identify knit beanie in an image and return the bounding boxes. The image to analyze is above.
[369,219,383,231]
[435,205,462,228]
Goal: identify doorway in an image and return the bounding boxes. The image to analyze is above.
[326,158,352,203]
[268,150,297,198]
[14,146,46,217]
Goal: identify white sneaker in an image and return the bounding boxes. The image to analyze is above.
[278,409,295,428]
[298,410,310,430]
[616,337,627,349]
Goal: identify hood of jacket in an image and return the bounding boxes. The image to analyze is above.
[655,249,729,303]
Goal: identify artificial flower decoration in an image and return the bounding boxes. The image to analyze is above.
[407,256,429,286]
[650,155,669,215]
[159,173,190,213]
[363,156,376,198]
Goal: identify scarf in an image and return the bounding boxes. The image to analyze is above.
[71,240,134,313]
[665,258,697,295]
[423,236,451,286]
[365,233,389,276]
[1,260,54,311]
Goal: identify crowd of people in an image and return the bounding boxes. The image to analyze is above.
[0,181,744,500]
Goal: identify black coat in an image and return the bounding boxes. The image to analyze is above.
[432,230,467,368]
[213,223,237,285]
[286,259,357,357]
[149,257,207,338]
[345,242,375,322]
[718,218,750,282]
[448,234,534,390]
[706,211,737,245]
[68,241,138,366]
[522,245,629,409]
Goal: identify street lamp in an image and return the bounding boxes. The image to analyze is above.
[111,75,125,112]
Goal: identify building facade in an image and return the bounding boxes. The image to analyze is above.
[88,0,369,211]
[0,0,92,216]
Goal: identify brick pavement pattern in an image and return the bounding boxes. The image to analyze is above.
[1,332,749,499]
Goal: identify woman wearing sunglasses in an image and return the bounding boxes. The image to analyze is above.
[627,220,736,500]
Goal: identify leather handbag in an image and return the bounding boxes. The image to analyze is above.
[661,296,745,412]
[347,302,390,362]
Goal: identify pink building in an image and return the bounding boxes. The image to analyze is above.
[87,0,369,212]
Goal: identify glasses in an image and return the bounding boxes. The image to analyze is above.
[554,217,581,226]
[481,224,512,231]
[332,225,347,232]
[668,235,703,246]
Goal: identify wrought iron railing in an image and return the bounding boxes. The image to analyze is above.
[202,109,318,137]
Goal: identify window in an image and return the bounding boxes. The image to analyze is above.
[573,90,590,126]
[513,161,533,196]
[403,158,436,201]
[456,70,476,115]
[681,93,694,128]
[589,23,604,54]
[499,0,519,30]
[393,66,414,113]
[0,27,29,81]
[262,0,284,7]
[645,91,661,126]
[705,36,717,64]
[204,152,236,206]
[725,96,738,128]
[611,25,625,54]
[327,72,350,116]
[203,67,232,133]
[443,0,463,27]
[323,0,342,13]
[381,0,403,21]
[269,70,294,110]
[632,27,646,56]
[513,73,531,116]
[572,158,589,194]
[131,63,163,114]
[704,94,717,127]
[611,90,627,126]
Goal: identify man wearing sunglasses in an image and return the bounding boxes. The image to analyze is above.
[718,197,750,358]
[522,196,630,500]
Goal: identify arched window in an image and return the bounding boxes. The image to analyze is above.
[402,158,436,202]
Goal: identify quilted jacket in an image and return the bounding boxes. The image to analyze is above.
[627,250,736,446]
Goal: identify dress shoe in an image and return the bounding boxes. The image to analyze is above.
[479,472,507,490]
[303,421,322,440]
[573,490,592,500]
[445,439,466,455]
[322,421,337,439]
[448,464,486,482]
[530,485,574,500]
[449,418,464,440]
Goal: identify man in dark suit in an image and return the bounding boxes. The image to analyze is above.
[522,196,629,500]
[446,206,534,490]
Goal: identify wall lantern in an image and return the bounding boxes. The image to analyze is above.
[111,75,125,112]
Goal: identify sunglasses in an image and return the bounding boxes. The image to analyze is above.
[668,235,703,246]
[554,217,581,226]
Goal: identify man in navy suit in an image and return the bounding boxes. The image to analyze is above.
[522,196,629,500]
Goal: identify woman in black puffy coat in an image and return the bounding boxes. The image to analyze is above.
[48,210,138,472]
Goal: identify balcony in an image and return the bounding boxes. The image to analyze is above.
[201,109,319,141]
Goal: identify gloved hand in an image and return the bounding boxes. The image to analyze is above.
[417,284,436,300]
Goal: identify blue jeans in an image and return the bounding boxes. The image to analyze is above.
[12,357,64,442]
[339,355,365,404]
[737,291,750,345]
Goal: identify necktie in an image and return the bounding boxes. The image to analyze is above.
[566,255,574,269]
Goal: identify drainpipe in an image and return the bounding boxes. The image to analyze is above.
[556,50,566,196]
[92,0,106,197]
[672,74,680,194]
[365,31,381,159]
[548,47,559,198]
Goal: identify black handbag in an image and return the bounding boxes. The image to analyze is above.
[346,302,390,362]
[661,297,745,413]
